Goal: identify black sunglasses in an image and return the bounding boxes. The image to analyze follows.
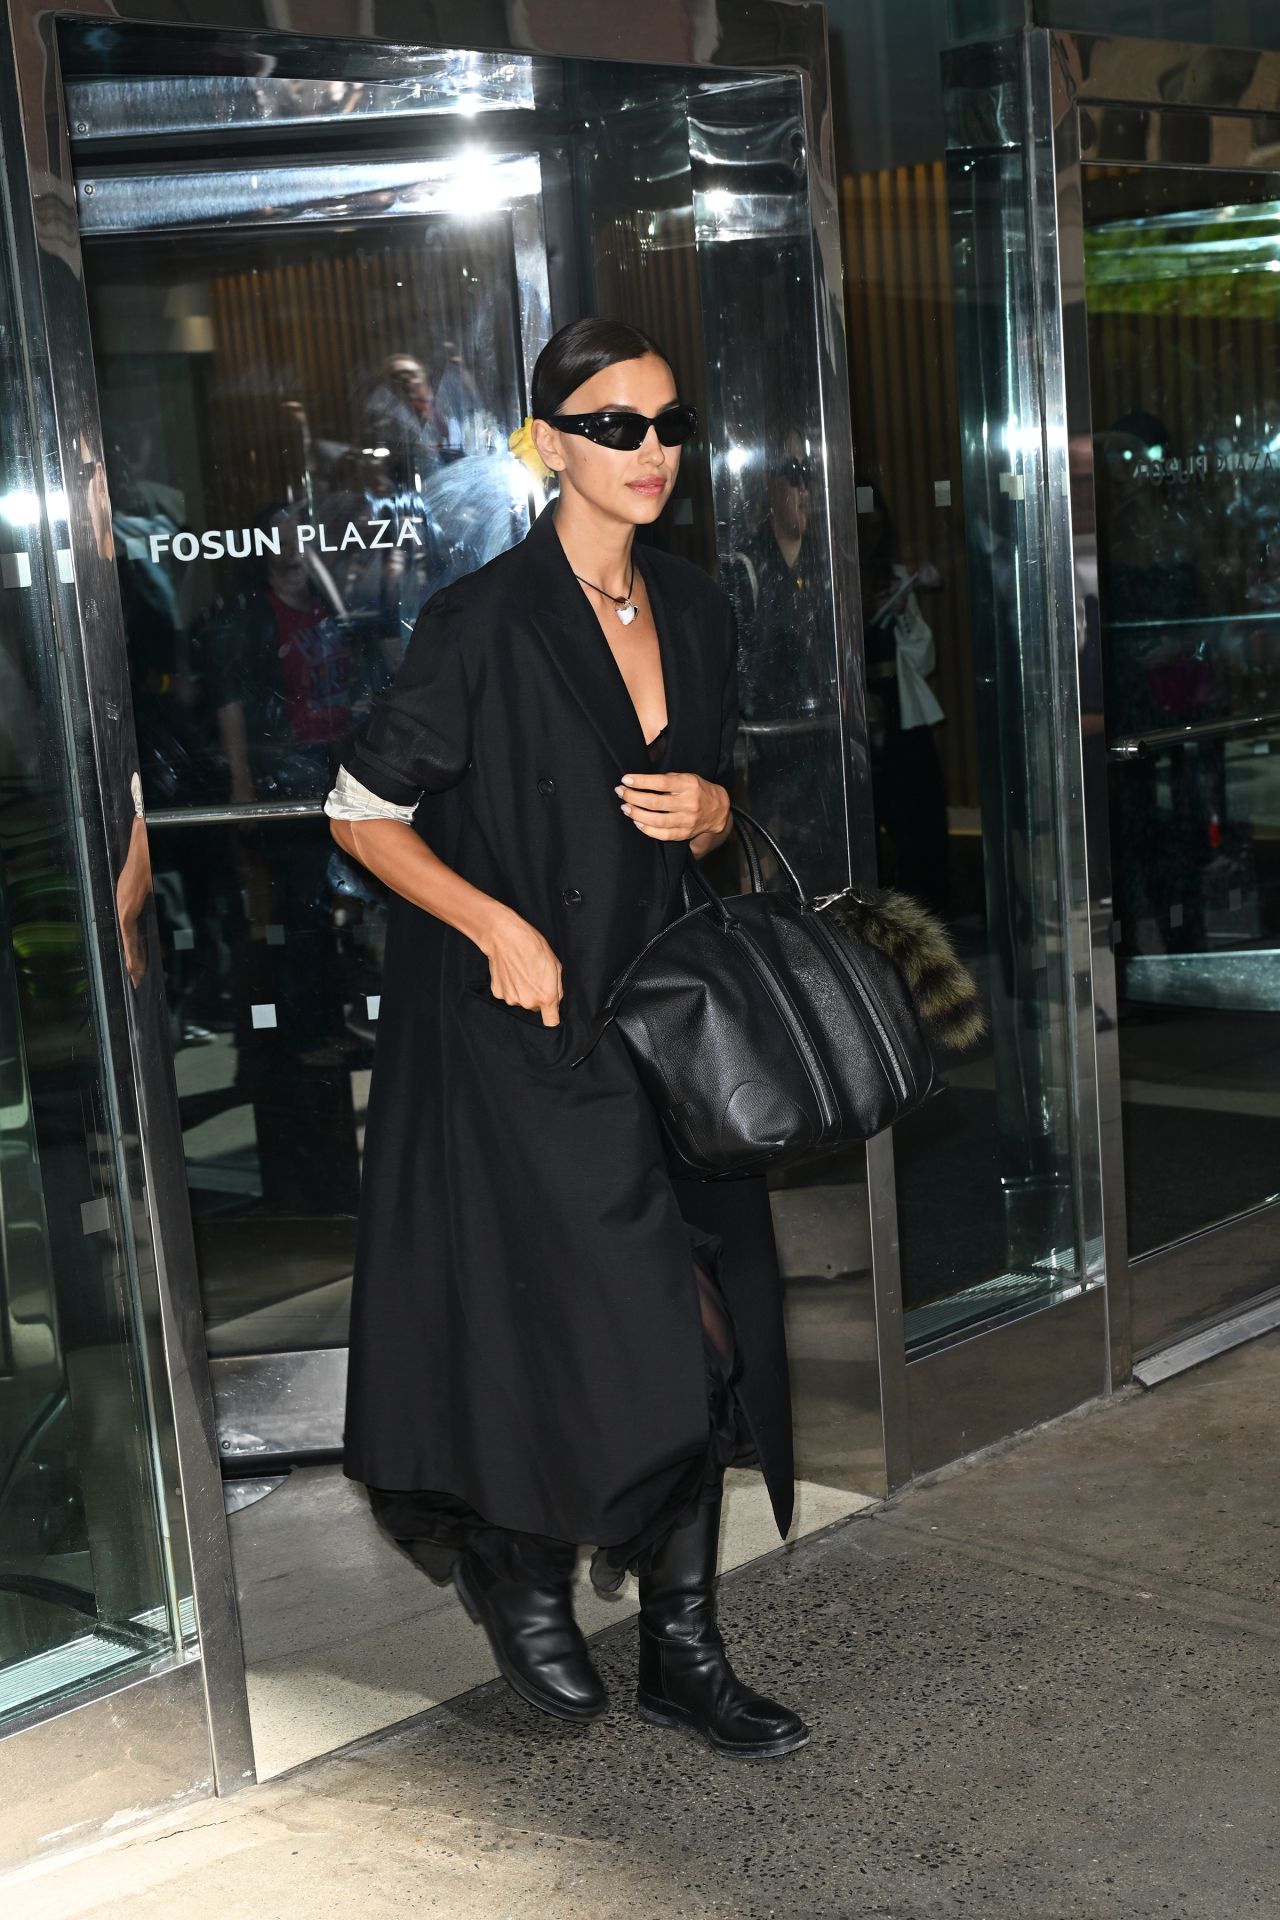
[549,404,698,451]
[777,458,812,488]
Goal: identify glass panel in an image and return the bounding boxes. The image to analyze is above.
[691,77,848,895]
[1084,162,1280,1257]
[0,149,174,1726]
[826,7,1091,1348]
[77,204,536,1361]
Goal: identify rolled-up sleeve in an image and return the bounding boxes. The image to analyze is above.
[323,765,419,824]
[337,586,473,808]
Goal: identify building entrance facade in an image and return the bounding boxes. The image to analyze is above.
[1,6,1278,1871]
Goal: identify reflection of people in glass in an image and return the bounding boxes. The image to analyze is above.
[195,508,366,1207]
[432,340,501,456]
[1098,413,1207,699]
[1096,414,1219,951]
[326,317,807,1758]
[99,407,233,1044]
[300,471,413,689]
[363,354,449,491]
[100,413,211,809]
[733,431,823,711]
[725,430,836,881]
[1240,536,1280,714]
[0,626,162,1631]
[115,777,152,990]
[860,488,950,914]
[203,509,360,806]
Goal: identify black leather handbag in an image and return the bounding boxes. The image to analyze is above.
[570,807,981,1180]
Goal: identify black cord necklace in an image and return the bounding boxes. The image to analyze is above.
[572,554,639,624]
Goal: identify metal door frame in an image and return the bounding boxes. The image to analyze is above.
[0,0,882,1859]
[1042,27,1280,1370]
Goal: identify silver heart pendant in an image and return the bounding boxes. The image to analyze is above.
[615,601,638,625]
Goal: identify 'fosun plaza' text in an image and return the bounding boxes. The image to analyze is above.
[147,518,427,564]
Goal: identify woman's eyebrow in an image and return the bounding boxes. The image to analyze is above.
[585,397,679,411]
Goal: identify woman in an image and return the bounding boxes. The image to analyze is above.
[325,318,807,1758]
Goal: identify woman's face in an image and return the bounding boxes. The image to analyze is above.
[534,352,680,526]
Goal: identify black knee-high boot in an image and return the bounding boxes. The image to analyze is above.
[635,1485,809,1758]
[454,1529,608,1725]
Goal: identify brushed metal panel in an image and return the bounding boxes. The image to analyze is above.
[0,1658,212,1876]
[210,1348,347,1462]
[1131,1201,1280,1360]
[906,1286,1108,1478]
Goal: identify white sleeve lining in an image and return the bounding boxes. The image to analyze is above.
[323,765,419,824]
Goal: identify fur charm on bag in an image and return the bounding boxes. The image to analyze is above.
[818,887,987,1055]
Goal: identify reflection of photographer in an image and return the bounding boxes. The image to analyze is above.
[730,432,825,721]
[432,339,502,455]
[724,432,839,882]
[860,487,950,914]
[363,354,449,490]
[201,508,363,806]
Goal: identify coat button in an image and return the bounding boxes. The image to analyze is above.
[562,886,582,906]
[537,776,556,795]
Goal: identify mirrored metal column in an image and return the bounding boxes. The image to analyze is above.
[943,38,1083,1306]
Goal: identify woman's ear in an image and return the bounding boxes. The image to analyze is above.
[531,418,567,475]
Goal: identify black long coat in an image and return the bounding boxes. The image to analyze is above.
[340,502,793,1547]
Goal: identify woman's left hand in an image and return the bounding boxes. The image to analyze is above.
[614,770,731,843]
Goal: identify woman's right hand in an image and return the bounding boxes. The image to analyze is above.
[478,909,564,1026]
[331,817,561,1016]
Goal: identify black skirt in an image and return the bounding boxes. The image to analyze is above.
[364,1214,757,1593]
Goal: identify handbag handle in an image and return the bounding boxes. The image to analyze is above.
[569,899,714,1068]
[570,806,811,1070]
[679,804,811,914]
[732,805,810,902]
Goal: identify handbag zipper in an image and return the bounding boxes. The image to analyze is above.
[807,903,913,1104]
[729,920,842,1144]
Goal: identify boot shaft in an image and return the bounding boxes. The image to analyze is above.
[637,1490,723,1638]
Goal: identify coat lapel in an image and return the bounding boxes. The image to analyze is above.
[522,502,699,780]
[633,539,700,778]
[632,543,703,897]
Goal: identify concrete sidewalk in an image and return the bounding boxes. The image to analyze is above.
[12,1333,1279,1919]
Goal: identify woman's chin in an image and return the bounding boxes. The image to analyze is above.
[621,488,669,522]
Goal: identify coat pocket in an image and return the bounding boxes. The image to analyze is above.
[461,979,562,1032]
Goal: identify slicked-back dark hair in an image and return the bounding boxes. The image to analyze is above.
[530,316,674,421]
